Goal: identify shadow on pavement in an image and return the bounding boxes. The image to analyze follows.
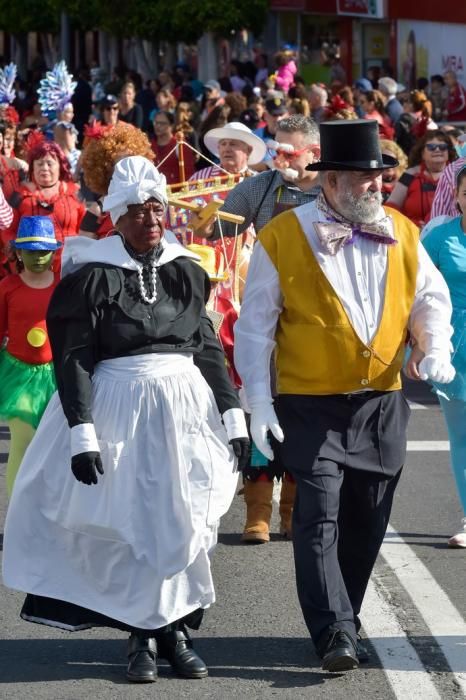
[217,532,291,546]
[384,531,450,539]
[0,636,328,687]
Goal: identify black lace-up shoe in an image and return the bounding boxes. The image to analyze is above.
[126,634,157,683]
[156,629,208,678]
[321,630,359,672]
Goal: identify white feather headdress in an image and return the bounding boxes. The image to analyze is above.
[0,63,17,105]
[38,61,77,114]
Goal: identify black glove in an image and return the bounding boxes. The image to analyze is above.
[71,451,104,485]
[229,438,250,471]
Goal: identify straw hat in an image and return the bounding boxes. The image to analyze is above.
[204,121,267,165]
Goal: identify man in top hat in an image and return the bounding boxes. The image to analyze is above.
[234,119,455,671]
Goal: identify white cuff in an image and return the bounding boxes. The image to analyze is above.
[70,423,99,457]
[222,408,248,440]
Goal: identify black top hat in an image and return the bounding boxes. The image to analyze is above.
[306,119,398,171]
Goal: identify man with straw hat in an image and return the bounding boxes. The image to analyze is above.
[235,119,454,672]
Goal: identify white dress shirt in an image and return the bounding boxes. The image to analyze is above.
[234,200,453,404]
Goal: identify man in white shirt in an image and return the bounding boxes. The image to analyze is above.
[234,120,454,673]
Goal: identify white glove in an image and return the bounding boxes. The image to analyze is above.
[418,354,456,384]
[249,399,284,461]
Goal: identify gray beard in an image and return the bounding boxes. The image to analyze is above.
[336,189,383,224]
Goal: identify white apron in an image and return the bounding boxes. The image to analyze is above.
[3,354,238,630]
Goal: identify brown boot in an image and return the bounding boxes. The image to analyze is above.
[241,479,274,544]
[279,478,296,538]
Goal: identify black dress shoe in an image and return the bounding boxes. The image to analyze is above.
[356,635,370,663]
[126,634,157,683]
[156,629,208,678]
[321,630,359,672]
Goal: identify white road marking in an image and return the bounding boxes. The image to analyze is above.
[364,579,441,699]
[381,526,466,695]
[407,441,450,451]
[408,401,429,410]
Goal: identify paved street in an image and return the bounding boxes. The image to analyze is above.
[0,379,465,699]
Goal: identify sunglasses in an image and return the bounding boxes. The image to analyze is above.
[274,146,309,159]
[425,143,449,152]
[105,106,119,111]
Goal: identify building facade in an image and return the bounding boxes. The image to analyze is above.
[269,0,466,87]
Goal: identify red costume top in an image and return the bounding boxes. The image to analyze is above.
[447,83,466,121]
[387,164,438,227]
[0,157,23,201]
[2,181,85,272]
[0,273,59,364]
[151,136,195,184]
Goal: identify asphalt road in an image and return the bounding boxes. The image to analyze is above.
[0,380,465,699]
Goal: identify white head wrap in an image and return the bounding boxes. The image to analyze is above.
[102,156,168,225]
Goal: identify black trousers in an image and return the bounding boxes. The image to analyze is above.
[275,391,410,651]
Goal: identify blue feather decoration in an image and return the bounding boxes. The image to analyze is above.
[37,61,77,114]
[0,63,17,105]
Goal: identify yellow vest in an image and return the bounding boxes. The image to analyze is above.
[259,206,419,395]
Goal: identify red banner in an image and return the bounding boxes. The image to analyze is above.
[337,0,384,17]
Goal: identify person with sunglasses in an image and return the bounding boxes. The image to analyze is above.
[386,130,456,227]
[99,94,120,126]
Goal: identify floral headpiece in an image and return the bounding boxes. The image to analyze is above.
[23,129,46,154]
[3,105,19,125]
[83,121,113,141]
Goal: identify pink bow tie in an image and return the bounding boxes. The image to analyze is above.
[313,220,396,255]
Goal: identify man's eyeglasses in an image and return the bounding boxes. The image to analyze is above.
[425,143,449,152]
[269,146,309,159]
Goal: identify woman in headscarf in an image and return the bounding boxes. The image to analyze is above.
[3,156,249,684]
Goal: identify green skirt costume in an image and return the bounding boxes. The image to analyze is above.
[0,350,56,428]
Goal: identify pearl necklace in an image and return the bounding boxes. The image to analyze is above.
[136,261,157,304]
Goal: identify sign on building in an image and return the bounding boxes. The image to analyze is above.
[337,0,385,18]
[398,19,466,89]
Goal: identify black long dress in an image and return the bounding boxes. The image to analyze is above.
[4,235,241,633]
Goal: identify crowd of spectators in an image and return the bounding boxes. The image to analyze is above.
[0,53,465,240]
